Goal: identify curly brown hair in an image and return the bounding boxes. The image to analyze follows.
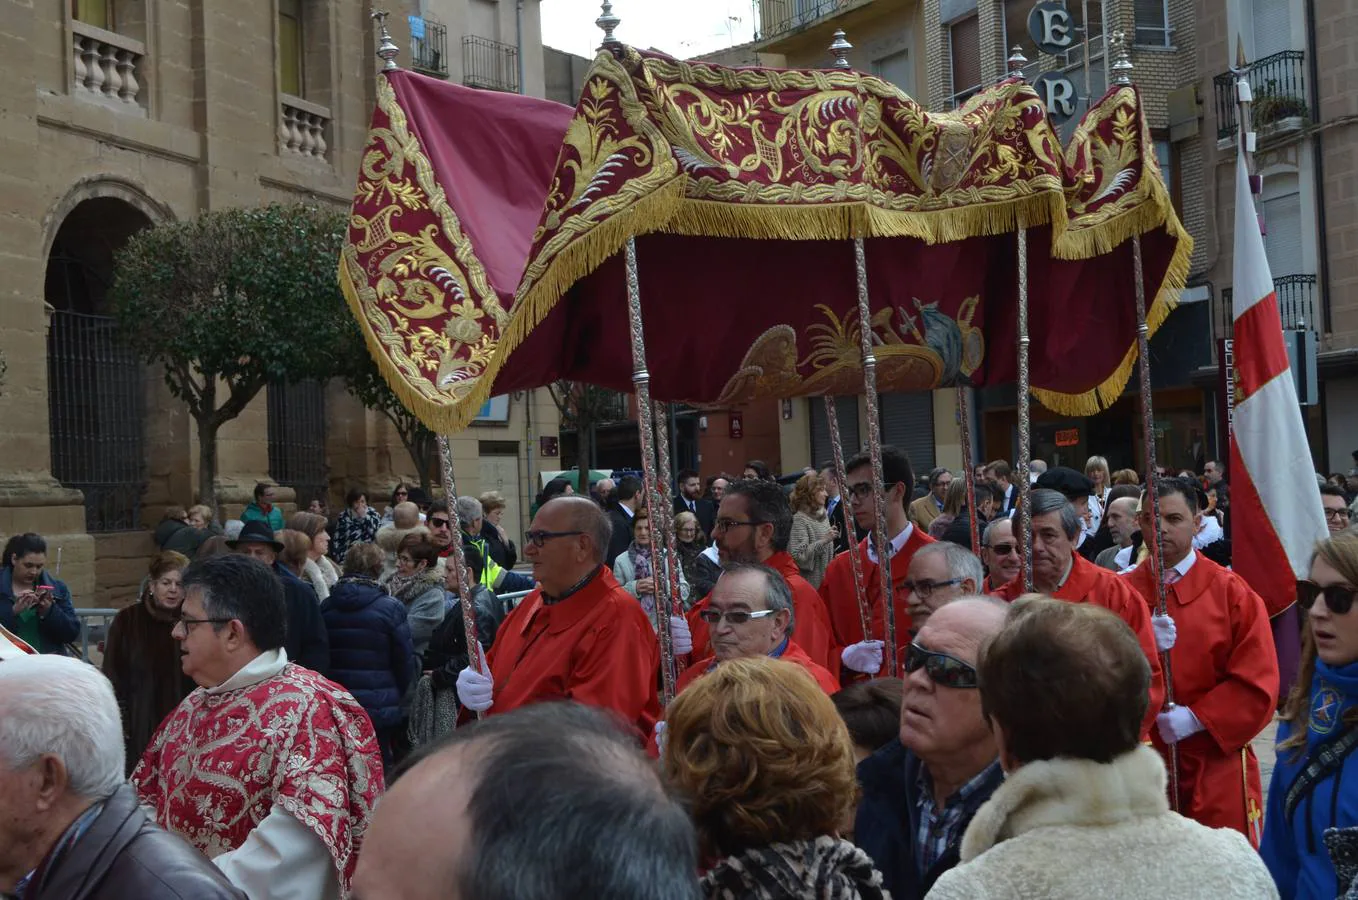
[788,472,825,515]
[662,656,858,859]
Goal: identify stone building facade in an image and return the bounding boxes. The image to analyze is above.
[0,0,560,607]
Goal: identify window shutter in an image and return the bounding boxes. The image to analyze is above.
[1262,192,1303,279]
[1251,0,1290,60]
[950,16,980,97]
[879,393,936,473]
[810,397,862,472]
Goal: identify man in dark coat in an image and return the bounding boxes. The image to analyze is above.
[606,476,643,569]
[672,468,717,538]
[854,599,1006,899]
[0,655,244,900]
[228,520,330,675]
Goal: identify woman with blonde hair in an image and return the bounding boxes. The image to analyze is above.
[287,510,342,601]
[928,478,969,540]
[788,472,836,589]
[663,655,887,899]
[275,529,312,580]
[1112,468,1141,486]
[102,550,194,773]
[1262,531,1358,899]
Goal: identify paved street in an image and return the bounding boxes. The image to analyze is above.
[1254,716,1281,803]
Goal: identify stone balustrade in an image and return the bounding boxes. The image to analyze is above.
[279,94,331,160]
[72,21,145,110]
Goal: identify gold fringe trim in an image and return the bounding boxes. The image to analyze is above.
[441,179,690,432]
[1030,214,1194,416]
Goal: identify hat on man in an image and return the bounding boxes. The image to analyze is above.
[226,519,284,552]
[1035,466,1095,501]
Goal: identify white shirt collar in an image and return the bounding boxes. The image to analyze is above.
[1170,549,1198,579]
[1114,544,1134,570]
[701,544,720,564]
[621,503,635,519]
[866,523,914,564]
[207,648,289,695]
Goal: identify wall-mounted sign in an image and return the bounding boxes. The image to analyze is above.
[472,394,511,423]
[781,399,793,420]
[729,411,744,439]
[1027,0,1074,55]
[1054,428,1080,447]
[539,435,559,458]
[1034,71,1077,123]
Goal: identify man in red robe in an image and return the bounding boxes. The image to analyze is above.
[455,496,666,740]
[133,555,383,900]
[995,488,1165,739]
[1124,477,1278,845]
[819,445,935,680]
[685,479,836,671]
[678,562,839,696]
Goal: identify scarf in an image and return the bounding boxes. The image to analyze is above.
[628,543,655,617]
[386,569,442,605]
[701,836,887,900]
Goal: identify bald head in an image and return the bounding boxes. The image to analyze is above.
[352,703,697,900]
[923,597,1009,660]
[392,501,421,529]
[543,496,611,564]
[1104,496,1140,547]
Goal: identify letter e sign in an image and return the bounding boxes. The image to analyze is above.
[1028,0,1074,55]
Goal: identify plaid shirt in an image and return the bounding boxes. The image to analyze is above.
[915,759,1002,876]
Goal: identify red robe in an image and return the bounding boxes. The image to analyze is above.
[819,528,935,679]
[487,566,661,740]
[1125,554,1278,845]
[685,551,837,672]
[996,553,1166,740]
[132,661,383,891]
[676,640,841,696]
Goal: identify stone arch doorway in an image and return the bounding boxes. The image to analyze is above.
[44,195,153,533]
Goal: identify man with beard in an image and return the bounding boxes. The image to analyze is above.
[820,446,935,681]
[1124,478,1278,845]
[995,489,1164,738]
[1096,496,1141,571]
[672,468,716,538]
[685,479,836,671]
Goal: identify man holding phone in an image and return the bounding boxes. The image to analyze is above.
[1,532,80,654]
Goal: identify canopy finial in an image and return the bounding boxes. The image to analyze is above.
[829,29,853,70]
[372,9,399,72]
[597,1,621,48]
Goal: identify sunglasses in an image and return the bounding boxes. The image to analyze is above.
[428,517,451,529]
[696,608,776,626]
[1297,580,1358,615]
[987,542,1018,556]
[905,642,979,689]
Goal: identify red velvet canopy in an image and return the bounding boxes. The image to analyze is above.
[341,46,1191,433]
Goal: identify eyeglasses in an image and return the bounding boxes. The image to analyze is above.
[524,529,584,548]
[846,482,874,499]
[428,517,451,529]
[987,542,1018,557]
[1325,507,1351,523]
[713,518,766,533]
[905,642,979,689]
[903,578,962,598]
[696,608,776,626]
[395,491,409,498]
[1296,580,1358,615]
[175,615,234,631]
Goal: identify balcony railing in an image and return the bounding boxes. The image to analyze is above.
[756,0,851,41]
[1213,50,1310,141]
[462,36,518,93]
[1218,274,1320,340]
[411,18,448,78]
[279,94,331,160]
[71,21,146,111]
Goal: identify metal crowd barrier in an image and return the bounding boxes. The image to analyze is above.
[75,608,120,663]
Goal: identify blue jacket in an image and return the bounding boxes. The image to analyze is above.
[1261,660,1358,900]
[0,567,80,655]
[321,576,416,730]
[854,739,1003,900]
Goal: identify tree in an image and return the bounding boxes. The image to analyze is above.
[547,380,626,494]
[337,323,438,496]
[110,204,352,507]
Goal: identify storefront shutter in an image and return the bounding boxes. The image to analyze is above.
[880,392,936,473]
[810,397,861,471]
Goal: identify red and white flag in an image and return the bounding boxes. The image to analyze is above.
[1228,144,1328,616]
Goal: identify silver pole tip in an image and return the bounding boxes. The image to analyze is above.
[829,29,853,70]
[1111,31,1133,86]
[1006,45,1028,82]
[372,9,399,72]
[597,1,621,48]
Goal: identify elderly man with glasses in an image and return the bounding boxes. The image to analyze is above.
[854,597,1008,900]
[675,563,838,696]
[904,542,984,633]
[454,496,679,744]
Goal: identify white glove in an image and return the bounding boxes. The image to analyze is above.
[654,720,667,756]
[1151,614,1177,653]
[1156,704,1204,745]
[456,664,494,712]
[669,615,693,656]
[841,640,884,675]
